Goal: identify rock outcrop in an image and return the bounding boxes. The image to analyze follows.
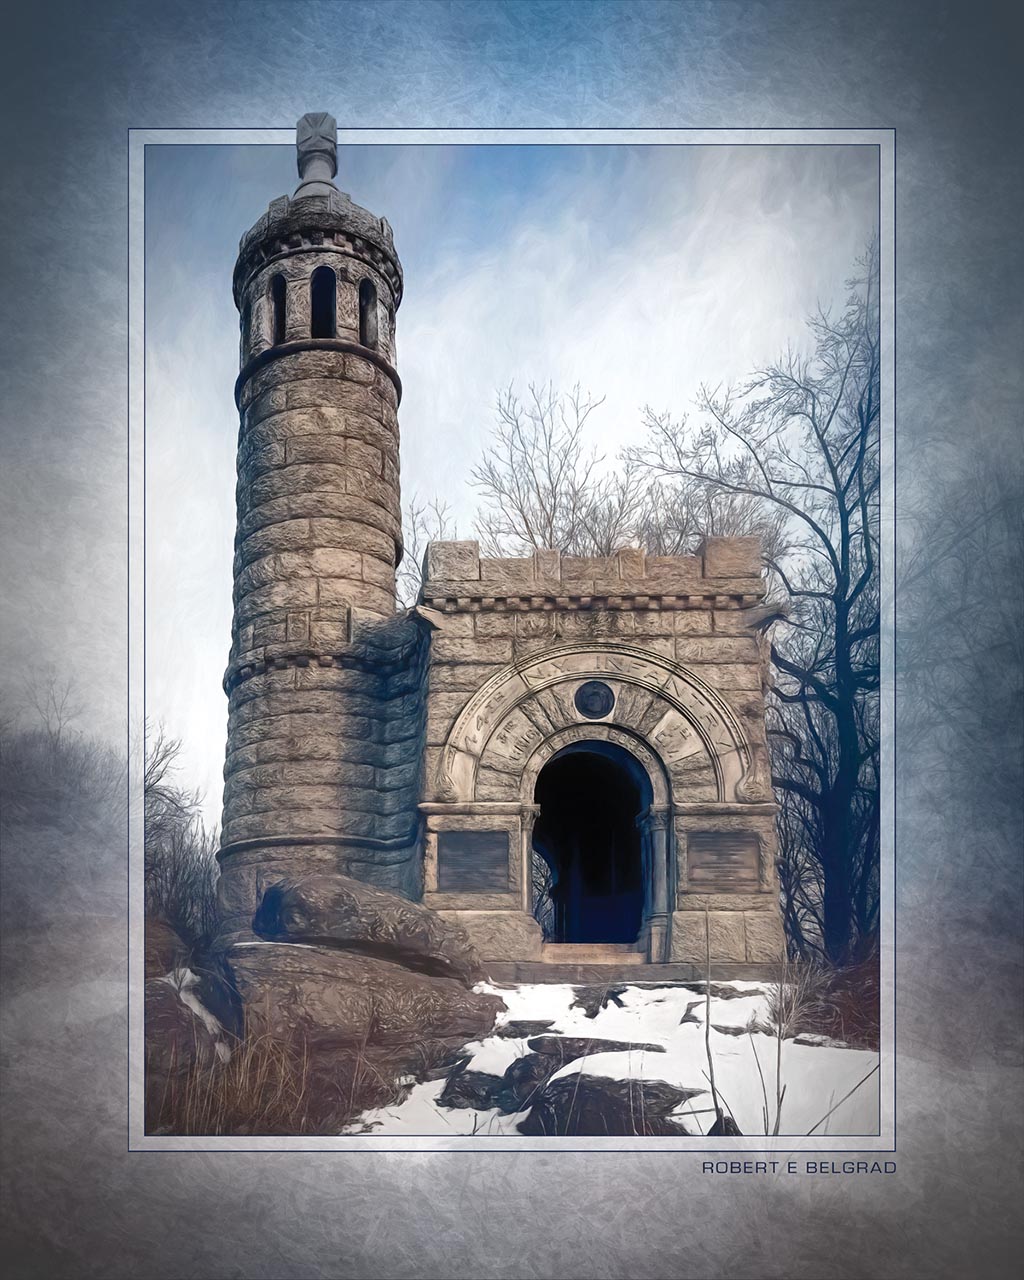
[517,1074,701,1137]
[145,918,191,979]
[252,873,482,985]
[223,877,504,1107]
[226,942,501,1064]
[148,874,504,1132]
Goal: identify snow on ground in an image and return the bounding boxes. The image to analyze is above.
[344,980,879,1137]
[156,968,234,1063]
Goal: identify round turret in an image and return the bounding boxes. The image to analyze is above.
[217,114,413,945]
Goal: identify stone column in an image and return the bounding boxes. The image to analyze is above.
[520,804,540,912]
[646,807,672,962]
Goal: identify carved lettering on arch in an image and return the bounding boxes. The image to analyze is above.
[435,642,756,804]
[648,709,702,764]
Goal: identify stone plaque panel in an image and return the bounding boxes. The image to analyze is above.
[437,829,510,892]
[687,831,760,891]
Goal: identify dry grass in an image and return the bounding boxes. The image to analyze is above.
[146,1026,419,1136]
[766,948,880,1050]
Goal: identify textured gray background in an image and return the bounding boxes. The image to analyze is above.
[1,2,1021,1277]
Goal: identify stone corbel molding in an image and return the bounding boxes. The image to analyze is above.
[736,743,773,803]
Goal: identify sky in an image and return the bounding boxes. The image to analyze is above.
[144,140,878,825]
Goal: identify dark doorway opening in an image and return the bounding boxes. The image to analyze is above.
[532,743,647,944]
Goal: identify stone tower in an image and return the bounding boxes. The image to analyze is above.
[217,114,424,945]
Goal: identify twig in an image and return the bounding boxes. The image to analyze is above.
[703,909,724,1128]
[805,1062,879,1135]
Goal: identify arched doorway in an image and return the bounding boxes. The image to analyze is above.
[531,742,651,944]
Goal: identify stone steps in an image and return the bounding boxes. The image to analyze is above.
[540,943,645,966]
[484,960,780,986]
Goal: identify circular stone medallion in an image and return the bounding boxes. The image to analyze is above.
[574,680,615,720]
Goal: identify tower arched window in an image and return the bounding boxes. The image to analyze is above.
[310,266,337,339]
[359,278,378,349]
[270,273,287,346]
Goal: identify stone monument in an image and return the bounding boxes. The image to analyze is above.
[216,115,786,977]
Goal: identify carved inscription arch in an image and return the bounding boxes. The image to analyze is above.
[436,643,757,805]
[518,724,671,808]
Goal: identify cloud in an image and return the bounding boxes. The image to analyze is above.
[398,144,877,523]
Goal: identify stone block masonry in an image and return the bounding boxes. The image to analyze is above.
[217,120,422,946]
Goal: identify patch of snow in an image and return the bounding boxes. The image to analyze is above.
[461,1036,529,1077]
[157,968,232,1063]
[342,1078,529,1137]
[693,993,770,1029]
[345,981,879,1138]
[478,981,578,1028]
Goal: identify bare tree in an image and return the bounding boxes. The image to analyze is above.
[144,722,219,951]
[634,474,790,562]
[632,241,881,966]
[472,383,646,557]
[397,496,458,607]
[23,670,84,750]
[470,382,783,563]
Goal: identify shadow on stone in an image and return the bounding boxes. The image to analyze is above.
[252,874,484,986]
[517,1074,701,1136]
[527,1035,665,1060]
[494,1020,556,1039]
[569,985,628,1018]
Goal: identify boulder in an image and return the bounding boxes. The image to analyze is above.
[144,974,232,1127]
[494,1019,556,1039]
[526,1035,665,1061]
[708,1112,744,1136]
[145,918,191,979]
[252,874,482,985]
[500,1052,561,1110]
[224,943,504,1074]
[438,1069,505,1110]
[679,1000,704,1026]
[569,985,628,1018]
[518,1074,702,1137]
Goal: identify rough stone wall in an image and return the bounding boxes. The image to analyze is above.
[218,610,429,946]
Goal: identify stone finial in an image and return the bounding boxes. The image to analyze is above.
[295,112,338,196]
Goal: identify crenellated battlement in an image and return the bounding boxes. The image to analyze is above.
[421,538,766,612]
[233,190,403,306]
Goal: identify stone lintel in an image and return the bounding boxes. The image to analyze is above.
[674,802,778,816]
[418,802,524,815]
